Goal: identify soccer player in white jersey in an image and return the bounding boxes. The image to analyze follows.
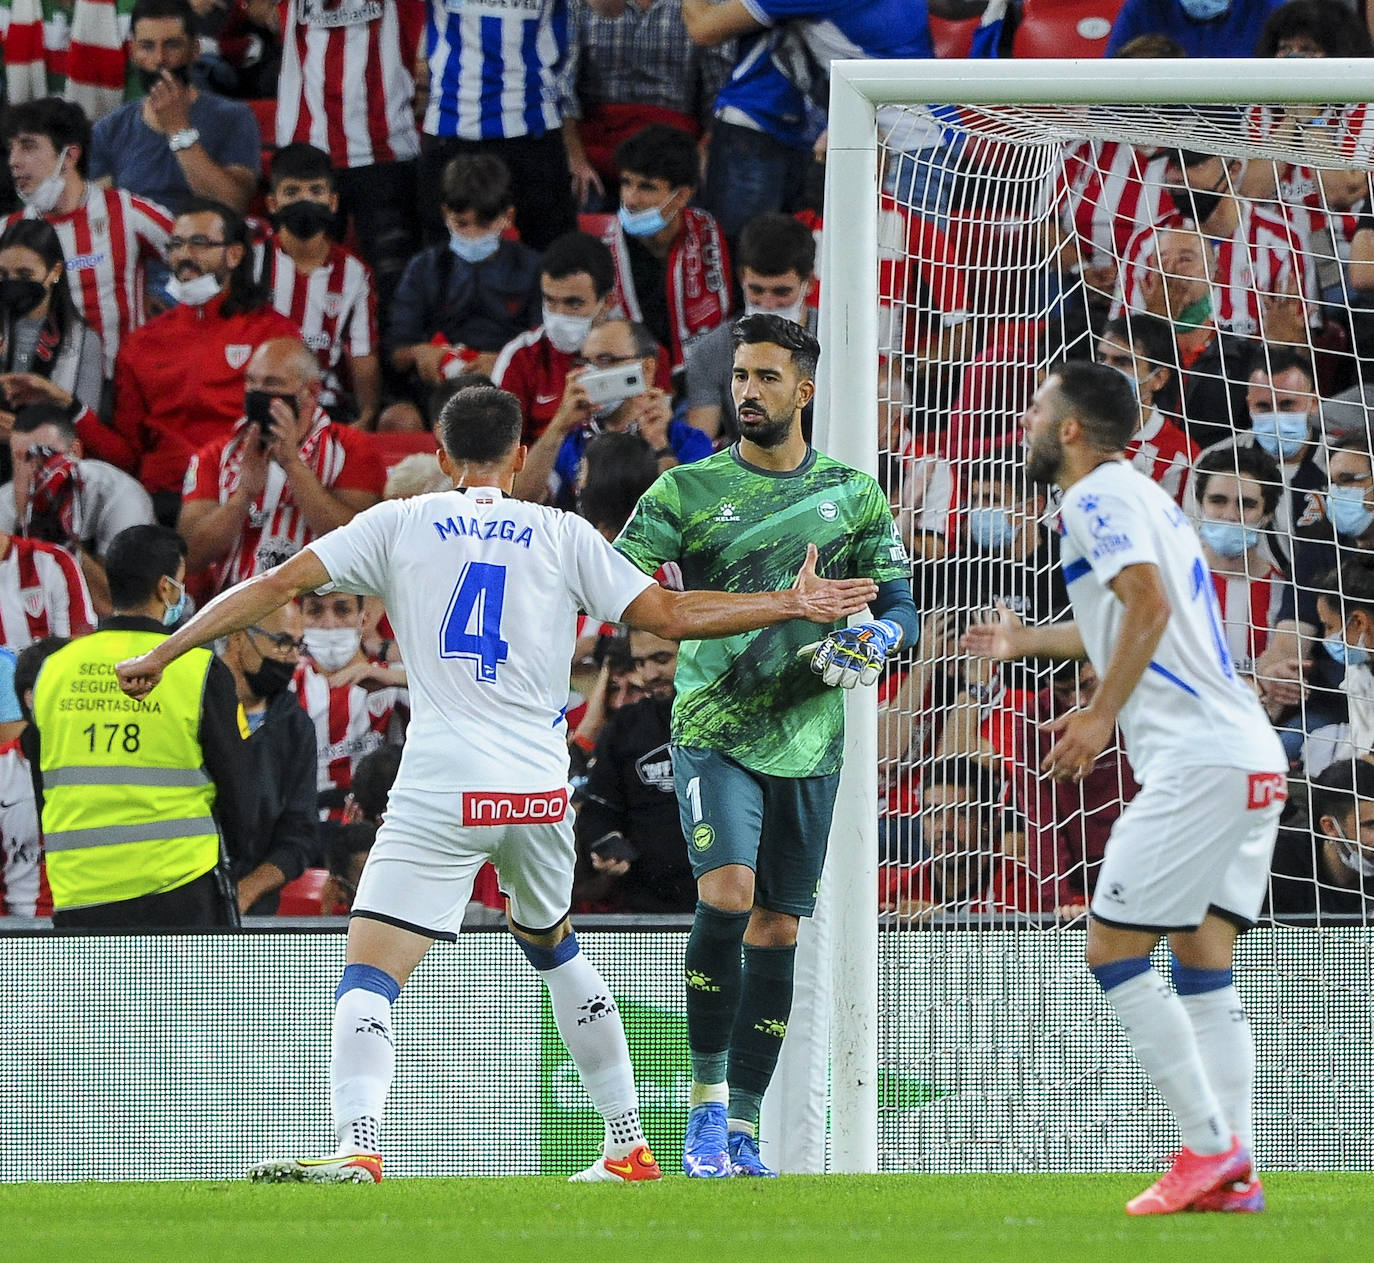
[116,384,876,1185]
[963,362,1287,1215]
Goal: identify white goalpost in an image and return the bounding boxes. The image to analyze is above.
[789,57,1374,1176]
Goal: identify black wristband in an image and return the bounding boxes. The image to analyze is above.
[654,445,674,458]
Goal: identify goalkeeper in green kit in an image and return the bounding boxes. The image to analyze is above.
[616,313,919,1178]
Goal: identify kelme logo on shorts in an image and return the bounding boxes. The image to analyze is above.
[691,823,715,851]
[818,501,838,521]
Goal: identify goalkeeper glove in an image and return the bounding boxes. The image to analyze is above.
[799,619,903,689]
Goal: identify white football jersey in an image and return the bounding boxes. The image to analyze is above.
[1058,460,1285,784]
[308,487,655,795]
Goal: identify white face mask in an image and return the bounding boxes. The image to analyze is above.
[1330,819,1374,878]
[167,271,224,307]
[544,307,595,355]
[304,626,362,672]
[744,297,806,325]
[20,146,71,216]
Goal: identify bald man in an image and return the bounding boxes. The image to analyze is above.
[178,337,387,595]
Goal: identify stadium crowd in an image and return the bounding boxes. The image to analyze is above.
[0,0,1372,928]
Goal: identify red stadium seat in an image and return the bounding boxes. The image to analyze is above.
[1010,0,1123,59]
[929,15,980,58]
[277,867,330,916]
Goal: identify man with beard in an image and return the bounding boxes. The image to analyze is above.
[616,312,919,1178]
[573,629,694,914]
[963,361,1286,1215]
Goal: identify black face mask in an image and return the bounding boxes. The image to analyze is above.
[1169,183,1224,227]
[272,199,334,240]
[245,389,298,427]
[244,656,296,700]
[0,277,47,316]
[136,64,191,94]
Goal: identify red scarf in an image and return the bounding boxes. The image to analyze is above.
[602,206,731,365]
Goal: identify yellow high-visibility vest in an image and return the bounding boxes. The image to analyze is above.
[34,629,222,910]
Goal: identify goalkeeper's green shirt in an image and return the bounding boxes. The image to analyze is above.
[615,445,910,778]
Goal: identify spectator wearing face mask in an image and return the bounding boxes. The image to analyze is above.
[0,218,105,490]
[0,403,154,616]
[256,144,380,430]
[178,337,385,597]
[685,212,815,447]
[1106,0,1288,59]
[1266,756,1374,922]
[514,319,711,506]
[387,153,542,393]
[216,599,318,916]
[105,199,302,526]
[292,590,406,825]
[492,231,623,446]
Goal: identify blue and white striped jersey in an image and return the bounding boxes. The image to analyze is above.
[423,0,570,141]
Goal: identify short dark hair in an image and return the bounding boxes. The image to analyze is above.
[627,320,661,363]
[1101,311,1175,377]
[269,142,336,193]
[614,124,699,191]
[13,403,78,444]
[2,97,92,178]
[350,745,402,823]
[327,820,377,879]
[441,154,512,220]
[436,385,523,464]
[1044,361,1138,453]
[130,0,194,35]
[1248,345,1317,390]
[175,196,267,316]
[1192,443,1283,518]
[578,431,659,536]
[1256,0,1374,57]
[1315,553,1374,616]
[1311,758,1374,829]
[922,756,1004,838]
[13,635,69,722]
[737,213,816,279]
[540,231,616,299]
[105,525,187,611]
[731,312,820,381]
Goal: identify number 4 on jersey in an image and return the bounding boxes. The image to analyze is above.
[440,562,510,683]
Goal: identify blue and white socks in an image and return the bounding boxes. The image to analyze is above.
[331,963,400,1154]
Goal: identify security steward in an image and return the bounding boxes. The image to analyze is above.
[31,525,248,929]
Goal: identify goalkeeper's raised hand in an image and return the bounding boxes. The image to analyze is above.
[799,619,903,689]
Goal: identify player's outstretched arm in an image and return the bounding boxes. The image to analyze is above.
[623,543,877,641]
[961,601,1088,662]
[116,548,333,699]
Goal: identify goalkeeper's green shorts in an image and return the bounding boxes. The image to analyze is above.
[672,745,840,917]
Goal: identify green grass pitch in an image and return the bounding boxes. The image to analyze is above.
[3,1173,1371,1263]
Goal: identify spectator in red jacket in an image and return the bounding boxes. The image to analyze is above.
[106,198,301,524]
[177,336,385,596]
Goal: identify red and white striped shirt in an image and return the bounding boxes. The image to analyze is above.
[0,535,95,651]
[7,186,174,378]
[0,737,47,917]
[182,408,386,595]
[1125,407,1199,508]
[1058,140,1173,269]
[275,0,422,169]
[1209,561,1289,677]
[257,238,378,392]
[1120,201,1313,338]
[291,660,402,817]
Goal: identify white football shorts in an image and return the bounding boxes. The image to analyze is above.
[351,785,575,939]
[1090,765,1285,932]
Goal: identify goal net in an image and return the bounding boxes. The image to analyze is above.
[809,58,1374,1176]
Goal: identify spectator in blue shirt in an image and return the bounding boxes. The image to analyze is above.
[88,0,262,216]
[386,153,542,393]
[1106,0,1288,58]
[681,0,934,239]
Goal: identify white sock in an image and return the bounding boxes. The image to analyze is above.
[1180,986,1255,1153]
[331,986,395,1154]
[1099,969,1231,1155]
[538,949,645,1159]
